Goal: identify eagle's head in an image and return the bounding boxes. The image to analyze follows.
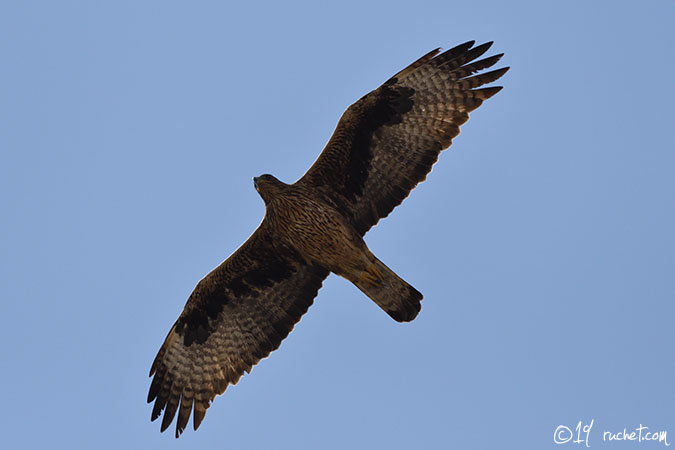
[253,174,287,204]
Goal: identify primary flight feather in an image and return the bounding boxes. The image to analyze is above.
[148,40,508,437]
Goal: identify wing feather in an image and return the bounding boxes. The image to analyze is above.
[148,223,328,437]
[299,41,508,234]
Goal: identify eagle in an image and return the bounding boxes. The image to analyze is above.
[148,40,508,437]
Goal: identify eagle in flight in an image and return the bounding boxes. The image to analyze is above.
[149,40,508,437]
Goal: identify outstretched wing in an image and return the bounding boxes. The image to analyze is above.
[148,223,328,437]
[298,41,508,235]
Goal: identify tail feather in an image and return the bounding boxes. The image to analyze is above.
[352,258,422,322]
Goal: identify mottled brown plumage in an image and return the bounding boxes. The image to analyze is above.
[148,41,508,437]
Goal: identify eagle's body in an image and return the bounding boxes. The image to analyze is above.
[260,174,422,321]
[149,41,508,437]
[261,177,365,274]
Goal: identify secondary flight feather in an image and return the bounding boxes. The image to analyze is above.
[148,40,508,437]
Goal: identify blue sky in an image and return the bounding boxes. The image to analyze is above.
[2,1,674,449]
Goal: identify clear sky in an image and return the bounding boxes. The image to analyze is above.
[2,1,674,449]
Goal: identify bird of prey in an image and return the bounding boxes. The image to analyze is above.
[148,40,508,437]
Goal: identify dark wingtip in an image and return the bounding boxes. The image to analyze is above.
[479,41,494,51]
[151,401,163,422]
[160,395,179,433]
[450,40,475,55]
[480,86,504,99]
[193,400,208,431]
[471,41,494,57]
[149,359,157,377]
[160,416,172,433]
[489,67,510,80]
